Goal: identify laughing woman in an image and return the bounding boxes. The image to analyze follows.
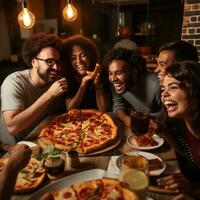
[62,34,111,112]
[159,61,200,198]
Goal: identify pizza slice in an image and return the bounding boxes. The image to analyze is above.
[53,186,78,200]
[134,134,158,147]
[100,178,124,200]
[38,129,80,152]
[80,109,103,130]
[86,63,101,79]
[72,179,102,200]
[0,158,46,193]
[39,178,139,200]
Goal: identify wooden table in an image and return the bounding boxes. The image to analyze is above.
[10,115,181,200]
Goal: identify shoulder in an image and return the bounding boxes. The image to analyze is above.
[143,72,160,85]
[2,69,29,83]
[1,70,30,91]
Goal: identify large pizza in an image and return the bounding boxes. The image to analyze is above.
[0,157,46,193]
[39,178,139,200]
[38,109,118,155]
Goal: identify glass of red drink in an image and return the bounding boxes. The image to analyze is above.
[128,108,150,154]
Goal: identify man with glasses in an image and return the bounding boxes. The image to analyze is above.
[0,33,68,144]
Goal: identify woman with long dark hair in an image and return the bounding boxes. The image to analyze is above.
[159,61,200,199]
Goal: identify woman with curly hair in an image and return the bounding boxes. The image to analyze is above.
[63,34,111,112]
[158,61,200,198]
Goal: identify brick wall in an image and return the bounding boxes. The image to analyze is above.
[182,0,200,60]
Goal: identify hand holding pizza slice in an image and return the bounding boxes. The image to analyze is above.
[86,63,101,79]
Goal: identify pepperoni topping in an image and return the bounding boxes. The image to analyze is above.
[89,118,96,123]
[79,188,94,198]
[63,191,72,198]
[67,138,75,142]
[100,137,107,141]
[57,124,65,129]
[83,139,94,147]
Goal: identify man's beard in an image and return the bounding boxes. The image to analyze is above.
[37,69,57,84]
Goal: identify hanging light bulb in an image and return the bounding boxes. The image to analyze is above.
[18,1,35,29]
[63,0,78,22]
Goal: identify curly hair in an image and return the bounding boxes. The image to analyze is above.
[159,40,199,62]
[161,61,200,133]
[103,48,146,74]
[62,34,100,71]
[22,33,63,67]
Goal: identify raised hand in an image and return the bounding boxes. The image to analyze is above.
[47,77,68,97]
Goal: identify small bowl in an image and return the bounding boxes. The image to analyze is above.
[44,157,65,175]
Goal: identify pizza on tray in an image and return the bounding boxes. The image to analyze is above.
[0,157,46,193]
[39,178,139,200]
[38,109,118,155]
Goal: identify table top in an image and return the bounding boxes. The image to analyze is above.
[10,115,180,200]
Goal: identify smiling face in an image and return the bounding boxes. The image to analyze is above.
[155,50,175,84]
[71,45,90,76]
[32,47,61,84]
[161,75,189,119]
[108,60,129,94]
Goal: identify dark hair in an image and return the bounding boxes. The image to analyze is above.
[103,48,146,73]
[22,33,63,67]
[161,61,200,133]
[159,40,199,62]
[62,34,100,71]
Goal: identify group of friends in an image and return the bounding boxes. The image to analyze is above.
[0,32,200,200]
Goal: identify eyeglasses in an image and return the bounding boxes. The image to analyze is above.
[35,57,61,67]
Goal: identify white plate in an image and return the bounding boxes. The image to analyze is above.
[29,169,106,200]
[123,151,166,176]
[127,134,164,150]
[17,141,38,148]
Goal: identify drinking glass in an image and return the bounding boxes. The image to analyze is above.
[119,155,149,200]
[128,108,150,154]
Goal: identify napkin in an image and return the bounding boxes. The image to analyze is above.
[106,155,120,178]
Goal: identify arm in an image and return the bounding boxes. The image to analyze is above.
[157,174,200,199]
[94,72,110,112]
[0,144,31,200]
[111,87,130,127]
[65,75,91,110]
[115,108,130,127]
[2,78,68,136]
[122,91,161,118]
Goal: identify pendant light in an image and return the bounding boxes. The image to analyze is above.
[116,0,120,37]
[18,0,35,29]
[63,0,78,22]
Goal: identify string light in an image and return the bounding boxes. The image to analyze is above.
[18,0,35,29]
[63,0,78,22]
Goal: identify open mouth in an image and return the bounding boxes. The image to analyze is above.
[164,100,178,112]
[76,65,87,71]
[113,82,124,92]
[158,75,164,82]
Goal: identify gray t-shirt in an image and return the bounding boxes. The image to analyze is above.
[112,71,161,118]
[0,69,65,144]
